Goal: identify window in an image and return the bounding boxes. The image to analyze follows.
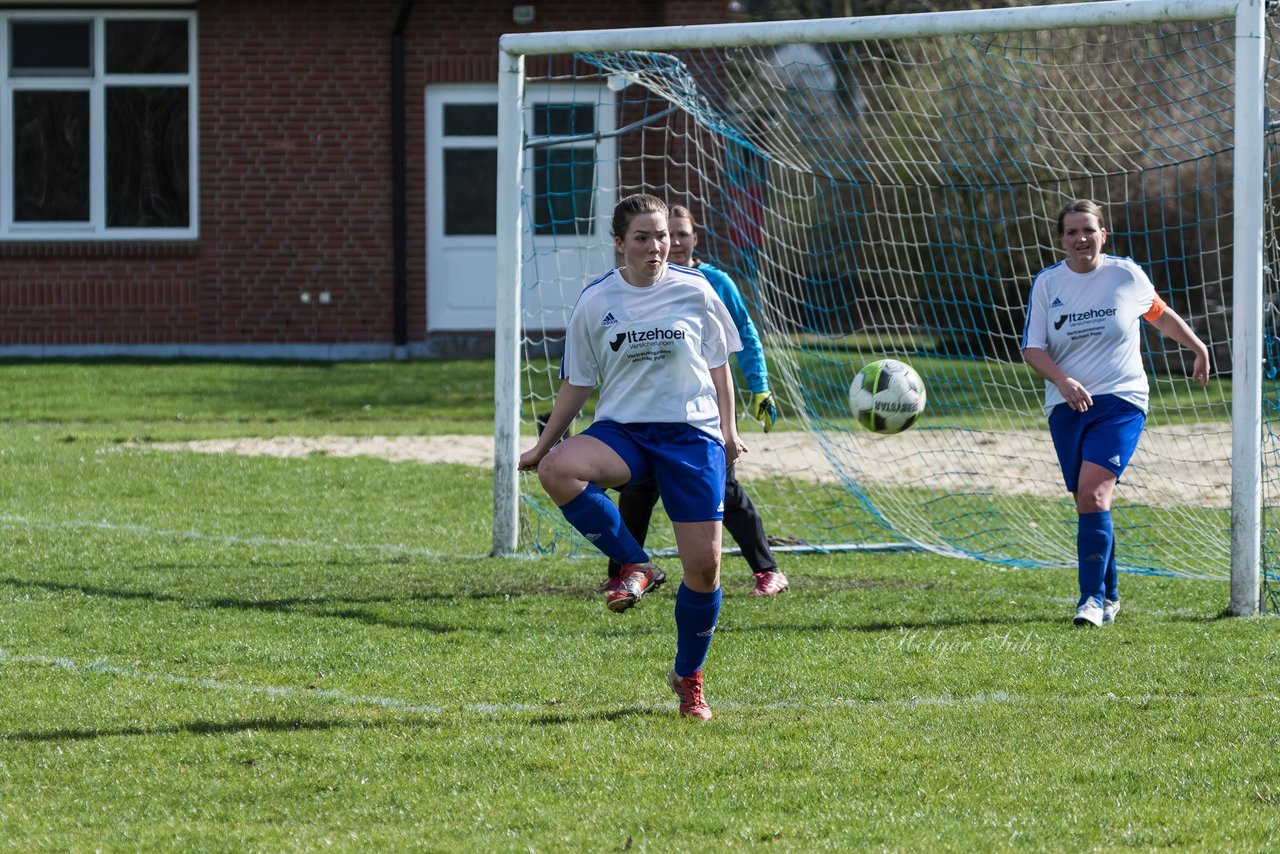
[531,103,595,236]
[2,12,196,239]
[441,103,498,237]
[431,91,605,240]
[425,83,616,332]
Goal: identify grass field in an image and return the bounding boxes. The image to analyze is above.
[1,359,1277,850]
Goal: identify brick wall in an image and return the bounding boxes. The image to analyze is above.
[0,0,732,354]
[197,0,398,346]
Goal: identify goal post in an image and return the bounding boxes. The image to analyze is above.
[1230,0,1266,615]
[492,48,526,558]
[493,0,1273,616]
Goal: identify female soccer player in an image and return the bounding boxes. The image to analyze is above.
[1022,199,1209,627]
[518,193,744,719]
[602,205,788,598]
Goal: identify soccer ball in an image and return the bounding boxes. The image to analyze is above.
[848,359,926,434]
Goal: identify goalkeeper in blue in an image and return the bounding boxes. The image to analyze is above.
[519,193,746,720]
[1022,199,1209,627]
[601,205,788,598]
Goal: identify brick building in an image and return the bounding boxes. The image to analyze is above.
[1,0,733,359]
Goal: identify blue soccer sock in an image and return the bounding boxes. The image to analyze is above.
[559,484,648,567]
[673,583,722,677]
[1103,536,1119,603]
[1077,510,1112,608]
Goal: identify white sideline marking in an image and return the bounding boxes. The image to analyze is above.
[0,513,444,559]
[0,649,445,716]
[1,649,1270,723]
[0,513,1224,622]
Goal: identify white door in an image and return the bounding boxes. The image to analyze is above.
[425,83,616,332]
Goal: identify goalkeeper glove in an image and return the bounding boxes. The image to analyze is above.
[750,390,778,433]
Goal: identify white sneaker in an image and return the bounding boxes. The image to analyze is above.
[1102,598,1120,624]
[1073,599,1104,627]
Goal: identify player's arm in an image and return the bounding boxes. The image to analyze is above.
[736,314,776,432]
[718,283,768,388]
[1020,275,1092,412]
[519,382,594,471]
[712,272,776,431]
[710,361,746,465]
[1147,304,1210,386]
[733,310,776,432]
[1022,346,1092,412]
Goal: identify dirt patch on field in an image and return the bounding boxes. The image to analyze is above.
[145,435,500,468]
[141,424,1231,507]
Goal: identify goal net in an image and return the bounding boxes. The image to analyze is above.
[494,0,1279,612]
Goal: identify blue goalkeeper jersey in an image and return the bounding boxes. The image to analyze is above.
[690,261,770,394]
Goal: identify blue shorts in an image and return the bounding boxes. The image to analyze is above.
[1047,394,1146,493]
[582,420,726,522]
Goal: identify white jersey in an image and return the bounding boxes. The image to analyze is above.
[561,263,741,442]
[1022,254,1157,414]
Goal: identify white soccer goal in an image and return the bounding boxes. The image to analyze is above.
[493,0,1278,616]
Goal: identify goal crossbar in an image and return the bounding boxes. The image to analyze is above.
[497,0,1238,56]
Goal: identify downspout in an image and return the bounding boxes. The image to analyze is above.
[391,0,416,356]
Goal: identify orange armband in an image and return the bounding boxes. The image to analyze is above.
[1142,293,1167,323]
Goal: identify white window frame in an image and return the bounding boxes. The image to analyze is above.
[425,81,616,332]
[0,9,198,241]
[522,82,616,245]
[426,82,615,245]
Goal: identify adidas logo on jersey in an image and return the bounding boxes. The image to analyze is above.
[601,311,619,326]
[1051,297,1064,308]
[1108,455,1121,467]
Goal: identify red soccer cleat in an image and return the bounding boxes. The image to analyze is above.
[667,669,713,720]
[748,570,790,597]
[605,562,666,612]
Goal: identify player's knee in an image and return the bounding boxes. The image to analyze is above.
[680,541,721,582]
[1075,464,1116,513]
[682,560,720,592]
[1075,484,1112,513]
[537,448,576,493]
